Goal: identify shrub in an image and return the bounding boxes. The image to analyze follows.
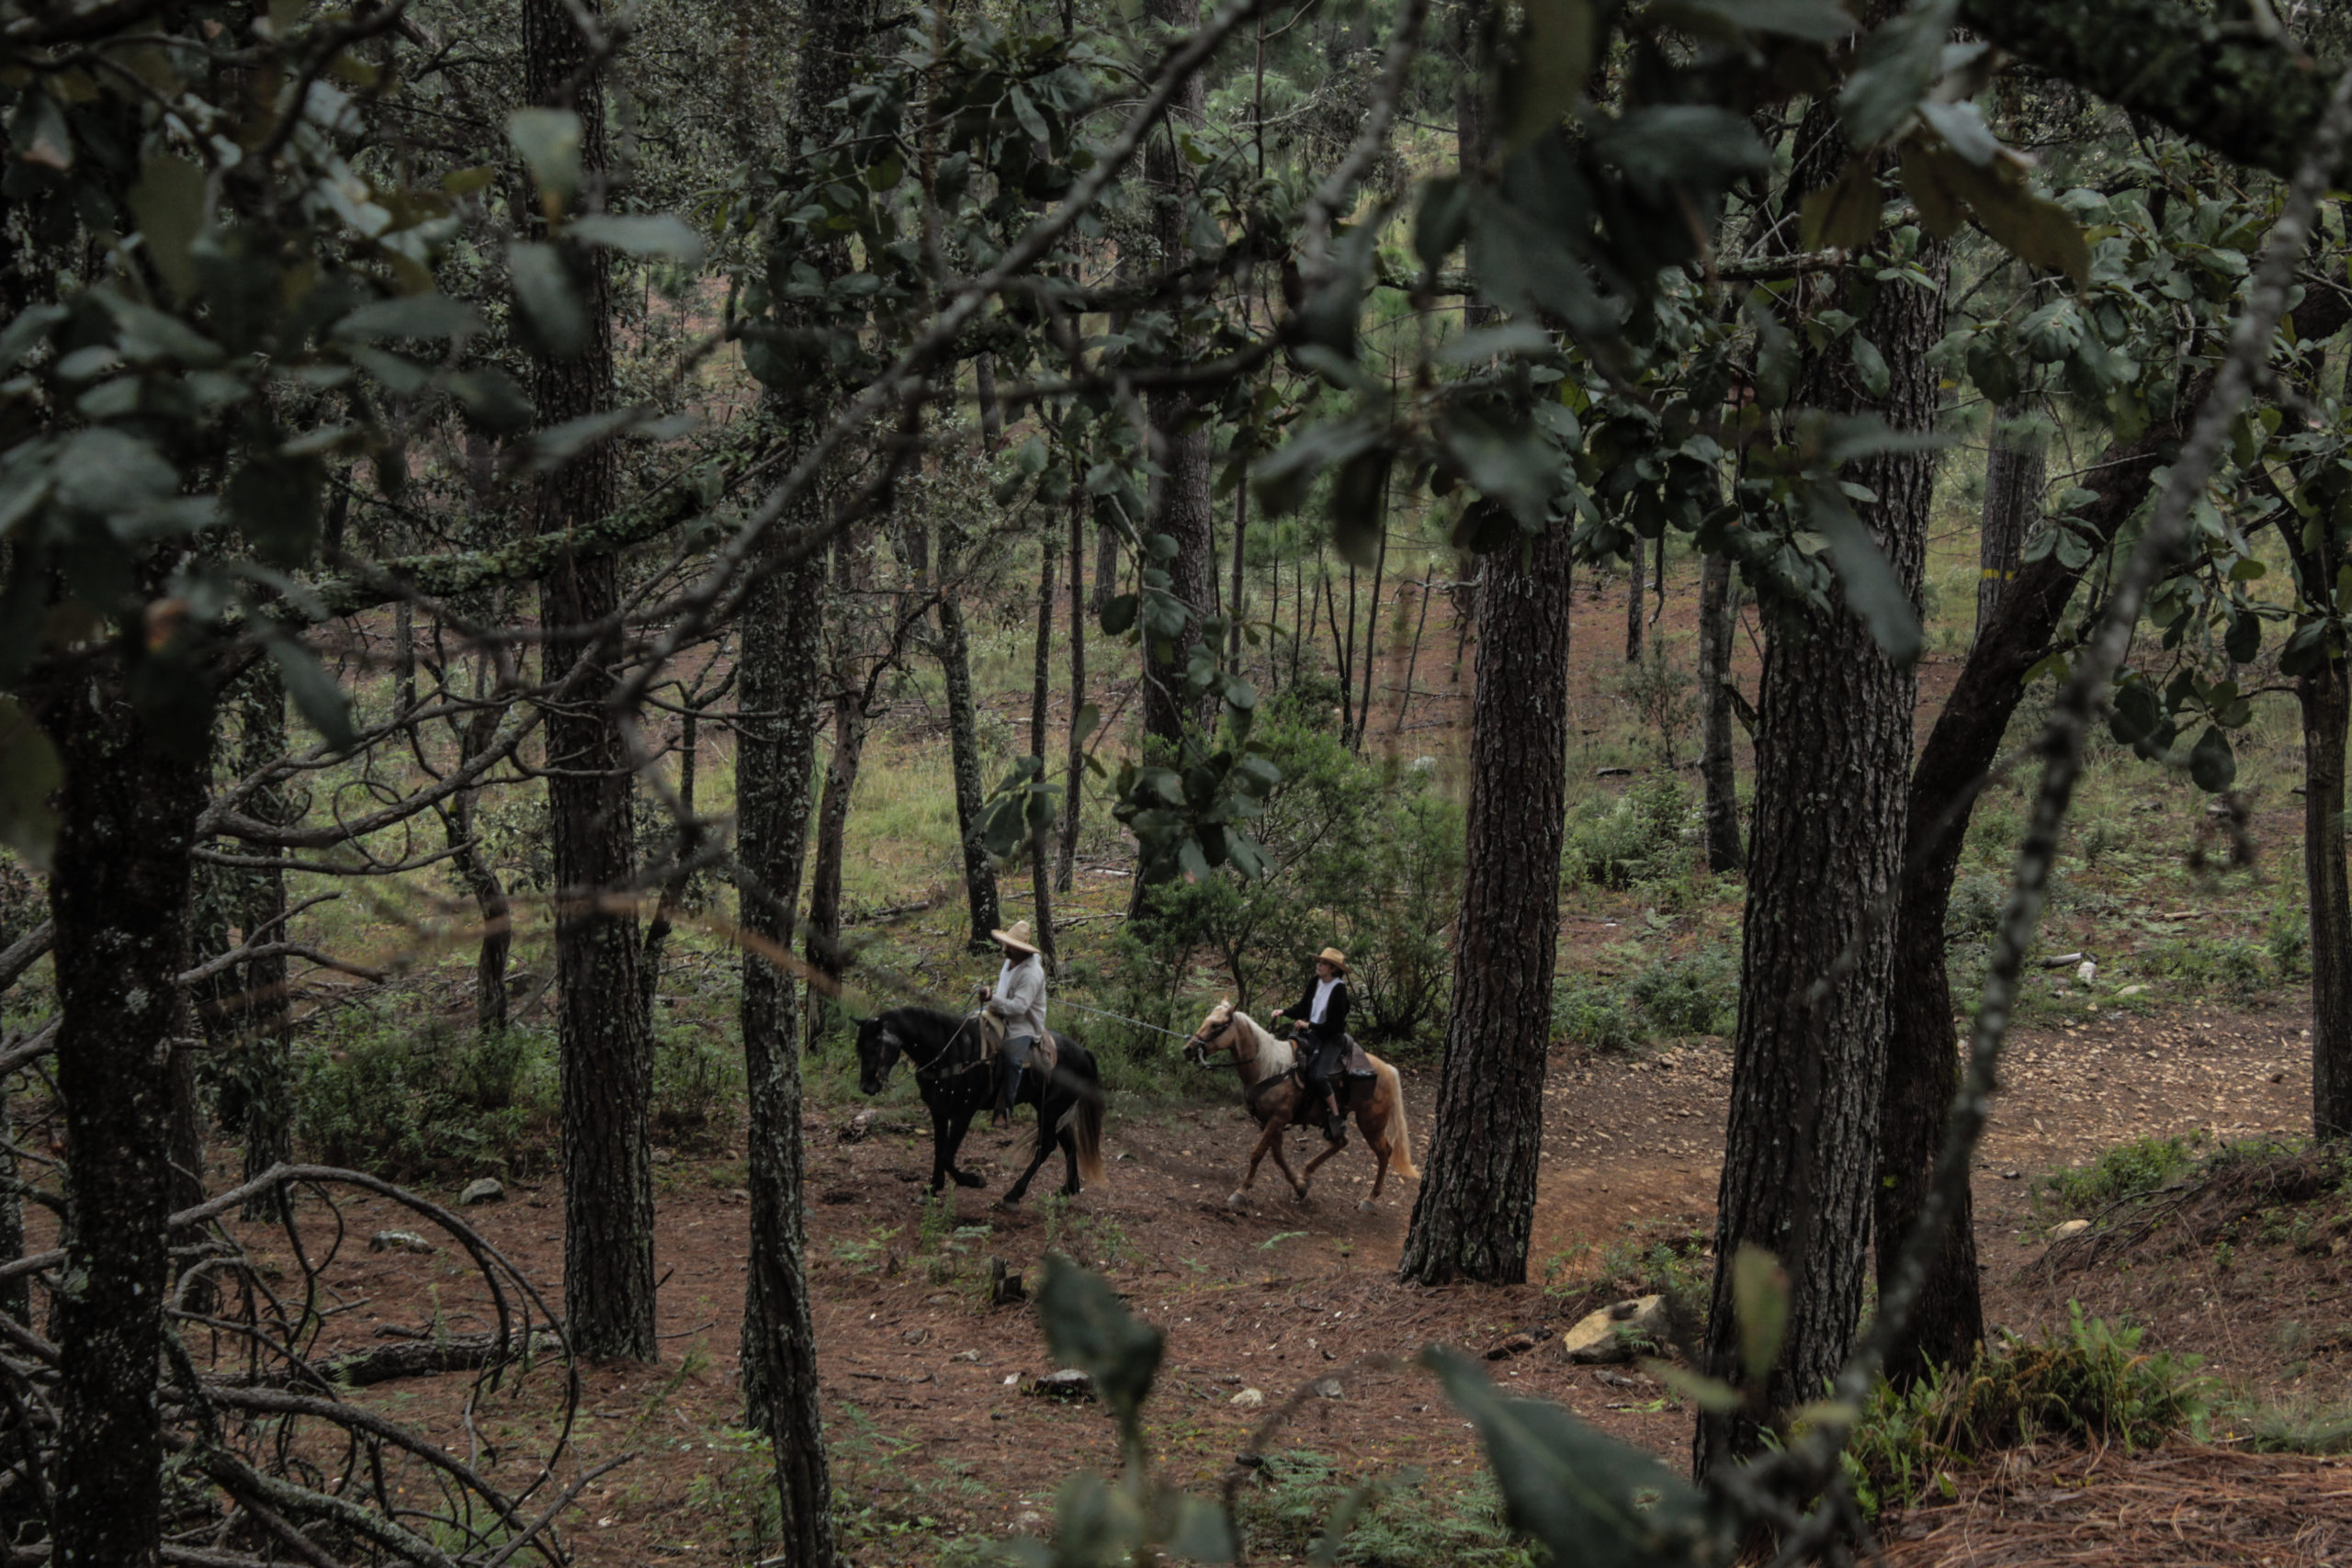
[1613,645,1699,769]
[1563,775,1690,889]
[1550,972,1639,1053]
[1238,1450,1533,1568]
[2139,932,2269,997]
[2038,1134,2200,1215]
[652,1026,741,1148]
[1843,1303,2211,1516]
[1346,786,1464,1055]
[1945,872,2005,942]
[1626,940,1738,1037]
[294,1011,558,1181]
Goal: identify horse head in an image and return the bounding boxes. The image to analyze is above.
[1184,999,1239,1066]
[854,1014,901,1096]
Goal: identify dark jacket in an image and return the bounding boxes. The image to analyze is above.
[1286,976,1351,1069]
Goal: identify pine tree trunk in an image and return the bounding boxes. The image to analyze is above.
[1976,400,2042,643]
[1696,100,1948,1474]
[446,688,514,1041]
[44,681,209,1568]
[526,0,658,1365]
[1397,524,1575,1284]
[1137,0,1216,755]
[2307,649,2352,1140]
[1031,537,1058,970]
[1698,551,1744,873]
[1058,486,1087,894]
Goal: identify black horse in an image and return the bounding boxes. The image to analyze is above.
[854,1006,1106,1202]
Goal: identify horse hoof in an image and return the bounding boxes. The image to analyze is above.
[955,1172,988,1189]
[1227,1191,1247,1210]
[1357,1200,1377,1213]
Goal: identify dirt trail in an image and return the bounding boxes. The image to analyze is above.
[203,997,2347,1564]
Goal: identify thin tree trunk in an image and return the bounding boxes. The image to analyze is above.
[237,666,294,1221]
[1977,399,2043,643]
[642,708,699,1032]
[730,7,870,1557]
[526,0,658,1365]
[1228,469,1249,665]
[1095,522,1118,615]
[1393,576,1433,737]
[1397,524,1575,1284]
[805,687,870,1043]
[446,684,513,1041]
[1697,94,1949,1475]
[1699,551,1744,873]
[2307,648,2352,1139]
[1058,486,1086,894]
[393,600,416,716]
[1623,546,1645,662]
[1357,511,1386,751]
[1030,538,1058,971]
[1654,533,1667,625]
[44,681,209,1568]
[0,1080,21,1325]
[938,593,1001,950]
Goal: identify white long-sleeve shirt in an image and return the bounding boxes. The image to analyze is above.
[987,954,1047,1042]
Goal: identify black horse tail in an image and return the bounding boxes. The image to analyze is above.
[1041,1052,1107,1187]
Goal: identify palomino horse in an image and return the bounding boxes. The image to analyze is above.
[1183,999,1417,1211]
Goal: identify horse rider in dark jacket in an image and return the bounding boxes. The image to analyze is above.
[1271,946,1351,1146]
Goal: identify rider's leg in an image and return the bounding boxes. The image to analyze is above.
[996,1034,1033,1126]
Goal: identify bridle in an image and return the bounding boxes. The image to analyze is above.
[1185,1012,1267,1074]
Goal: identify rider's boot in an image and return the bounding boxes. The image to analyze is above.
[993,1064,1023,1130]
[1323,1091,1347,1147]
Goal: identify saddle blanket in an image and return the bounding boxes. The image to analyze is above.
[978,1010,1058,1076]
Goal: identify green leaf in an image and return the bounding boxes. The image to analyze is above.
[447,367,536,432]
[1425,1347,1717,1564]
[225,459,322,567]
[0,696,62,873]
[7,90,73,172]
[442,164,496,197]
[1651,0,1860,43]
[1812,492,1921,669]
[1732,1244,1790,1382]
[127,154,208,302]
[1898,142,1967,238]
[333,292,481,342]
[507,107,583,205]
[1100,593,1138,637]
[508,242,590,360]
[1801,157,1882,252]
[266,632,357,753]
[2225,609,2261,665]
[1501,0,1596,155]
[1070,701,1102,750]
[1849,333,1891,400]
[1838,0,1956,147]
[1329,445,1391,567]
[2188,725,2236,793]
[0,304,67,371]
[1938,156,2091,289]
[568,213,707,265]
[1035,1256,1163,1439]
[1414,176,1471,276]
[1964,331,2022,405]
[1917,98,1998,164]
[1641,1359,1741,1413]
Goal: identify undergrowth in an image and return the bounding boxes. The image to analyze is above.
[2037,1134,2207,1216]
[1842,1303,2211,1517]
[1236,1450,1534,1567]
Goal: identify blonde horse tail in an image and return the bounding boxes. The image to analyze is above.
[1374,1057,1418,1179]
[1074,1087,1106,1186]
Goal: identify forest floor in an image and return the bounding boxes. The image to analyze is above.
[198,987,2352,1566]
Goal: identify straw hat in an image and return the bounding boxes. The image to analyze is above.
[991,920,1040,956]
[1317,946,1348,973]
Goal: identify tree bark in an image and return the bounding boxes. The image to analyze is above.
[1624,545,1645,662]
[526,0,658,1365]
[2307,647,2352,1140]
[44,679,209,1568]
[1137,0,1217,753]
[1976,400,2042,643]
[236,665,294,1221]
[1058,486,1087,894]
[1881,382,2204,1387]
[1397,524,1575,1284]
[937,592,1002,951]
[1029,536,1059,969]
[1698,550,1744,873]
[1697,100,1949,1473]
[444,685,514,1042]
[805,619,872,1046]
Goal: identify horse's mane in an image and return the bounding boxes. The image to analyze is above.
[1216,1003,1295,1076]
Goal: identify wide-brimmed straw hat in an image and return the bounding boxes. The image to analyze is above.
[991,920,1040,956]
[1317,946,1348,973]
